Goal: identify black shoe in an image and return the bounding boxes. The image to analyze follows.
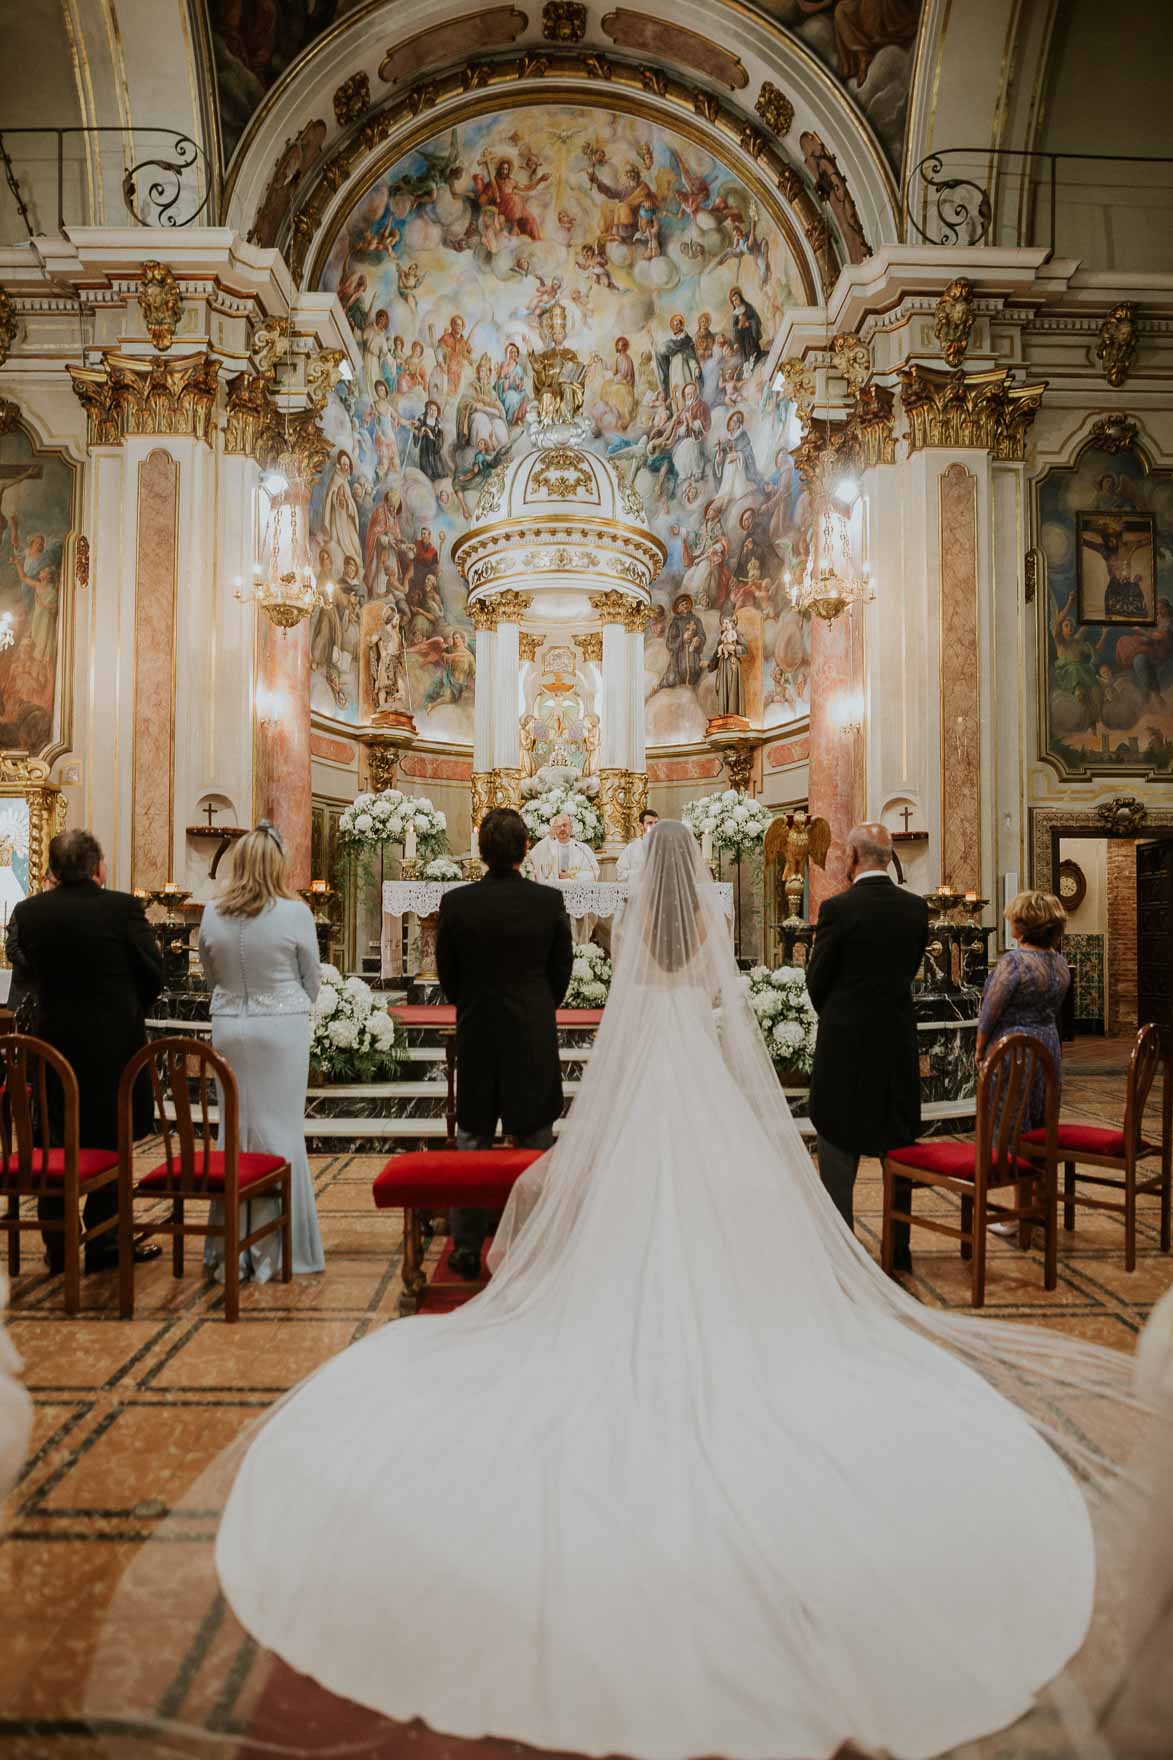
[85,1242,164,1273]
[890,1256,913,1277]
[448,1246,483,1281]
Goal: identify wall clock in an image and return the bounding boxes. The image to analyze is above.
[1057,858,1087,914]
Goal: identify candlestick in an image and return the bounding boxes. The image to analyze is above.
[404,824,417,861]
[701,828,713,863]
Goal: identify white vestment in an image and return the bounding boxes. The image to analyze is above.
[528,836,599,943]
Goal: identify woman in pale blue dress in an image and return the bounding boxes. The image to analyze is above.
[198,824,325,1282]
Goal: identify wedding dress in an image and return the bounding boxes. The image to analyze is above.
[214,824,1143,1760]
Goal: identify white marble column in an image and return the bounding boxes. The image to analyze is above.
[472,626,495,774]
[492,619,521,773]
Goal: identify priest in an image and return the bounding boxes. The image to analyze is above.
[528,812,599,945]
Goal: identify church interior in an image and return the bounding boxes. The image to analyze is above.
[1,0,1172,1753]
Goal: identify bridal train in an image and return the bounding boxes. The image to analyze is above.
[214,823,1140,1760]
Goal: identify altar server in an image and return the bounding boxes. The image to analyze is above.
[615,808,659,886]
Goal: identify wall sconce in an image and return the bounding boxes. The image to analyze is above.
[830,691,865,736]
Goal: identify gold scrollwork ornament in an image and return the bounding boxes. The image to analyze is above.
[138,261,183,352]
[0,291,18,368]
[934,277,975,370]
[755,81,794,136]
[1096,303,1138,389]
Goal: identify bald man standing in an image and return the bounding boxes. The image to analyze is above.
[806,823,929,1275]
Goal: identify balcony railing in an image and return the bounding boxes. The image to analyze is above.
[0,127,213,237]
[904,146,1173,260]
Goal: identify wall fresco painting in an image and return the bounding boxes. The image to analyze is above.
[1040,442,1173,779]
[313,103,810,747]
[208,0,365,162]
[0,417,73,755]
[748,0,924,170]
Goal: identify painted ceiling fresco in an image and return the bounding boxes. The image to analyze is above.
[309,103,812,747]
[207,2,922,171]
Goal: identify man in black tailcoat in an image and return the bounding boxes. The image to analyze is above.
[10,829,164,1273]
[806,822,929,1277]
[436,807,573,1278]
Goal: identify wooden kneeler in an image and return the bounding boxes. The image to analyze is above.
[372,1149,543,1314]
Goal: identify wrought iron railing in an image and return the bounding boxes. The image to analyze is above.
[904,147,1173,252]
[0,127,213,235]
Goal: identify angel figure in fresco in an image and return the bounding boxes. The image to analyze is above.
[395,261,427,312]
[667,148,712,223]
[415,627,476,708]
[389,129,464,213]
[715,211,771,285]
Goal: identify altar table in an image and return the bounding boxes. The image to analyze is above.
[382,878,734,980]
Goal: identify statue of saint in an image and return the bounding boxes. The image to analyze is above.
[369,605,411,717]
[707,614,749,720]
[528,302,588,429]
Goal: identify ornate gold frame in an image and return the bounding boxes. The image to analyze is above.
[0,753,67,896]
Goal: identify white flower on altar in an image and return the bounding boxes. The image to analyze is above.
[368,1009,396,1045]
[344,976,373,1018]
[772,1019,804,1052]
[314,985,339,1020]
[750,965,770,982]
[584,980,607,1005]
[722,790,738,804]
[353,793,375,811]
[371,798,392,819]
[354,812,374,833]
[328,1018,357,1049]
[320,963,343,986]
[435,810,447,828]
[733,804,749,822]
[722,817,738,836]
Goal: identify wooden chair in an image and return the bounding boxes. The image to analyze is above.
[882,1033,1059,1308]
[117,1036,291,1323]
[1020,1022,1171,1271]
[0,1034,119,1315]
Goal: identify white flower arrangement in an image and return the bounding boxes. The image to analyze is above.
[682,789,771,856]
[745,964,818,1077]
[563,941,613,1009]
[337,789,448,861]
[521,785,604,850]
[422,855,463,882]
[310,966,403,1083]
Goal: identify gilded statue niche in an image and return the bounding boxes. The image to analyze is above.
[0,753,67,906]
[0,407,80,761]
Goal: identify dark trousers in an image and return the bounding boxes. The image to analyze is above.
[816,1134,912,1269]
[39,1185,119,1271]
[451,1124,555,1259]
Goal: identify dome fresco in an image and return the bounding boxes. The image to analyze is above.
[309,103,812,746]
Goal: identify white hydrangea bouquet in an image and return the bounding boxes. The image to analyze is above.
[564,942,612,1009]
[683,789,771,856]
[521,785,604,849]
[336,788,449,893]
[422,854,463,882]
[744,965,818,1078]
[310,965,403,1083]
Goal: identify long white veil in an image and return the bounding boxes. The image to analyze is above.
[74,822,1160,1759]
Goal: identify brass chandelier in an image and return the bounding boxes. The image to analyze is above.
[787,471,875,625]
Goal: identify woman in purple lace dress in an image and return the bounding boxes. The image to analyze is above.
[976,890,1070,1121]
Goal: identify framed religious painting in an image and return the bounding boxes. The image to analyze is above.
[0,752,66,919]
[1076,511,1156,626]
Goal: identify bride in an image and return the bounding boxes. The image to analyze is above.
[216,821,1141,1760]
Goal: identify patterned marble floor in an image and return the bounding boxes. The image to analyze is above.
[0,1038,1167,1759]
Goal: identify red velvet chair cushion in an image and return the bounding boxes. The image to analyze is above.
[886,1141,1036,1182]
[372,1149,544,1210]
[137,1151,286,1192]
[0,1148,119,1184]
[1021,1124,1156,1159]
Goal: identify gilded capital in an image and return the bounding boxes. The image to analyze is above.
[574,630,603,664]
[519,630,544,662]
[67,350,220,448]
[589,590,648,631]
[469,589,534,630]
[898,364,1045,461]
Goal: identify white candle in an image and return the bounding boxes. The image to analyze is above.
[701,829,713,863]
[404,824,417,861]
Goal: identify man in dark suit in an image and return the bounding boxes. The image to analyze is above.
[10,829,164,1273]
[436,807,574,1278]
[806,822,929,1277]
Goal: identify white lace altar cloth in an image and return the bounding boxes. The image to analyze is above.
[381,880,733,979]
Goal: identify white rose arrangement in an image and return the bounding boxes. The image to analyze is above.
[310,965,403,1083]
[683,789,771,857]
[563,942,612,1009]
[521,786,604,850]
[745,964,818,1077]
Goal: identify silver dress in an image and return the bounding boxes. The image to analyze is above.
[198,898,325,1281]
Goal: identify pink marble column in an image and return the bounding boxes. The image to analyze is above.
[254,610,312,890]
[132,450,179,891]
[807,608,866,918]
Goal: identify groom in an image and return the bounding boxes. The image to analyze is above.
[806,823,928,1276]
[436,807,574,1278]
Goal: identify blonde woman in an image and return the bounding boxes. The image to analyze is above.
[198,824,324,1282]
[976,890,1070,1117]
